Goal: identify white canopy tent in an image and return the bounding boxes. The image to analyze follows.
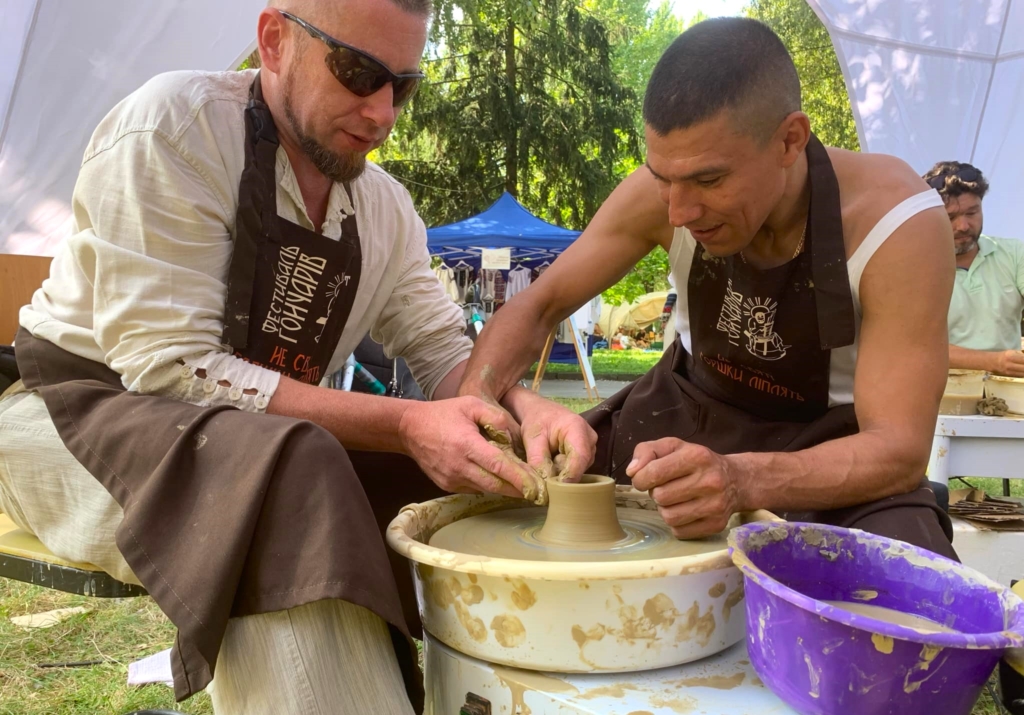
[806,0,1023,238]
[0,0,262,255]
[0,0,1020,254]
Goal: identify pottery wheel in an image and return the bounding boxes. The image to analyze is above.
[429,475,728,563]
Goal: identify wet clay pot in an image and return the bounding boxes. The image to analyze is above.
[729,521,1024,715]
[386,485,776,673]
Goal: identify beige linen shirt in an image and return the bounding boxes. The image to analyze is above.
[20,69,471,410]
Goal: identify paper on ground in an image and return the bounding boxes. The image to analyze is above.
[11,606,89,629]
[128,648,174,688]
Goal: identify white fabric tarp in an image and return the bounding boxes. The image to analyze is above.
[1,1,1021,254]
[598,291,670,338]
[0,0,262,255]
[807,0,1023,238]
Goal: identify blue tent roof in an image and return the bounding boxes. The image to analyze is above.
[426,192,579,263]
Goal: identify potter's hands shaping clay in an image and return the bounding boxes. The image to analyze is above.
[499,386,597,488]
[627,437,746,539]
[481,423,548,504]
[399,397,538,499]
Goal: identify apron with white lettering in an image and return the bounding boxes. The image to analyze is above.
[15,73,430,706]
[222,74,361,384]
[684,134,854,422]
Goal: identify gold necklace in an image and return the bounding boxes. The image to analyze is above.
[740,220,807,265]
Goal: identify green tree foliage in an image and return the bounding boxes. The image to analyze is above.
[747,0,860,151]
[601,246,672,306]
[376,0,642,230]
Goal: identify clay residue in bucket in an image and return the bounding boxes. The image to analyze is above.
[804,653,821,699]
[708,582,727,598]
[850,589,878,602]
[904,644,946,694]
[871,633,894,655]
[491,614,527,648]
[824,601,957,635]
[745,525,789,552]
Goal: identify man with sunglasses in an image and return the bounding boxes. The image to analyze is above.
[0,1,587,713]
[462,18,958,562]
[923,162,1024,378]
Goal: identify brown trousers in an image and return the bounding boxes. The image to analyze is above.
[584,342,957,562]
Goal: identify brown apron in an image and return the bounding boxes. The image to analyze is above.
[15,73,432,709]
[587,136,955,560]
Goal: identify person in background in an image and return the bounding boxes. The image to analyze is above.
[924,162,1024,377]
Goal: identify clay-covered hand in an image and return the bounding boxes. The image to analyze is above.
[503,386,597,484]
[398,397,538,499]
[626,437,745,539]
[993,349,1024,378]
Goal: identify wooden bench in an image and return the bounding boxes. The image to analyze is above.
[0,512,145,597]
[0,254,144,598]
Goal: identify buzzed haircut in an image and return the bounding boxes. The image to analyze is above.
[643,18,802,142]
[270,0,432,17]
[922,161,990,202]
[391,0,432,13]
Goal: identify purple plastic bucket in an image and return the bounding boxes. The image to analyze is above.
[728,522,1024,715]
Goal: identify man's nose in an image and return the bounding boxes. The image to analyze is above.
[362,84,398,129]
[667,184,704,227]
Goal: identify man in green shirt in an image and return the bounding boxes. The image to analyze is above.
[924,162,1024,377]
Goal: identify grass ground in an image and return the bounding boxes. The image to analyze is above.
[0,581,212,714]
[530,348,662,377]
[0,397,1013,714]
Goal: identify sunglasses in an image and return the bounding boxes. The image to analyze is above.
[279,10,424,107]
[927,166,982,190]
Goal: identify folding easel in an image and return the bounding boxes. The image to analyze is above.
[531,315,599,400]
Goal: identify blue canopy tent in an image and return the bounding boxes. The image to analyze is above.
[427,193,596,382]
[426,192,580,267]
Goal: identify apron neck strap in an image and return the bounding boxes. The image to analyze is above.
[806,134,856,351]
[248,71,279,146]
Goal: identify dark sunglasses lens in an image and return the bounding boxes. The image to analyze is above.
[927,175,945,189]
[392,77,421,106]
[326,48,390,97]
[957,167,980,182]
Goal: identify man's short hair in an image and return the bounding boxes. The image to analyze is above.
[270,0,432,18]
[391,0,432,13]
[643,17,802,142]
[923,161,990,202]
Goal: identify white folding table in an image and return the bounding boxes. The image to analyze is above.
[927,414,1024,487]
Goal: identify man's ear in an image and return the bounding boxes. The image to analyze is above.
[256,9,287,74]
[776,112,811,170]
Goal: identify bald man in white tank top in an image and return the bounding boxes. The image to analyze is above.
[459,18,957,559]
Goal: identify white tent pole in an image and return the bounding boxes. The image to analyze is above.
[802,0,867,151]
[970,0,1015,162]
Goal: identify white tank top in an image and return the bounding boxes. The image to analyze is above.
[670,190,943,406]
